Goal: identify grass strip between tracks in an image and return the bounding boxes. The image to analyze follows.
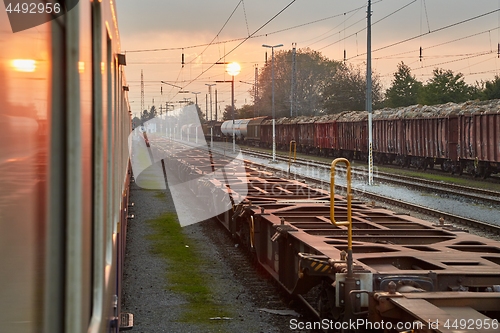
[147,211,232,327]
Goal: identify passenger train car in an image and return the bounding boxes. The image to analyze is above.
[0,1,131,332]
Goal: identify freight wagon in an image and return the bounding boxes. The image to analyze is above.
[218,100,500,177]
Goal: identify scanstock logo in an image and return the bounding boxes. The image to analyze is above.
[3,0,78,33]
[128,104,248,227]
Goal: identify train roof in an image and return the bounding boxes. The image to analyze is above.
[245,99,500,125]
[374,99,500,119]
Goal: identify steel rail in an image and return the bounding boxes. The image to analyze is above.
[243,159,500,237]
[239,147,500,208]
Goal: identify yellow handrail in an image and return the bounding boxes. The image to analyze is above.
[330,158,353,252]
[288,140,297,176]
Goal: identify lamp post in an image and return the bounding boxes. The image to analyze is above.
[262,44,283,162]
[191,91,200,106]
[226,62,241,153]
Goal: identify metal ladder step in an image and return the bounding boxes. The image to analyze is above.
[119,312,134,331]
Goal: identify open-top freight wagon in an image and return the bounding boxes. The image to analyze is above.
[217,100,500,178]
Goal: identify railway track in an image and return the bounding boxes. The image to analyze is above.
[240,147,500,206]
[206,143,500,237]
[244,159,500,237]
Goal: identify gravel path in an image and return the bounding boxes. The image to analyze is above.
[121,164,302,333]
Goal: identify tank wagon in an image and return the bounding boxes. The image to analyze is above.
[221,118,252,140]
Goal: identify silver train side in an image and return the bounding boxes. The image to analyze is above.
[0,2,131,333]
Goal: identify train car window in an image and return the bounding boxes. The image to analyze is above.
[0,9,51,333]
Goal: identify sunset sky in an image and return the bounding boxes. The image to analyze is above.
[116,0,500,118]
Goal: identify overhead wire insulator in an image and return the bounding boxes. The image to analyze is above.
[182,48,185,68]
[498,43,500,58]
[343,49,346,63]
[419,46,423,61]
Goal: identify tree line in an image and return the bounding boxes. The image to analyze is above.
[222,48,500,120]
[385,62,500,107]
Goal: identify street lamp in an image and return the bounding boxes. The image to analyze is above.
[262,44,283,162]
[191,91,200,106]
[226,62,241,153]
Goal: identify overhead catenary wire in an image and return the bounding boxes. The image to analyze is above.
[457,52,498,73]
[422,0,431,33]
[371,27,500,61]
[123,2,369,54]
[318,0,417,52]
[306,14,365,49]
[185,0,243,66]
[166,0,298,104]
[130,2,500,110]
[126,2,388,102]
[412,50,493,71]
[184,1,296,82]
[302,5,365,47]
[242,0,251,37]
[379,50,495,78]
[348,8,500,60]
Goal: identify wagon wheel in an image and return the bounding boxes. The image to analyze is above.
[317,280,341,320]
[316,283,351,333]
[481,167,491,179]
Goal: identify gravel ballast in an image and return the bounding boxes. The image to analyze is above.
[121,166,300,333]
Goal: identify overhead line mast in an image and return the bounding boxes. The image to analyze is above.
[290,43,297,117]
[141,69,145,114]
[366,0,373,186]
